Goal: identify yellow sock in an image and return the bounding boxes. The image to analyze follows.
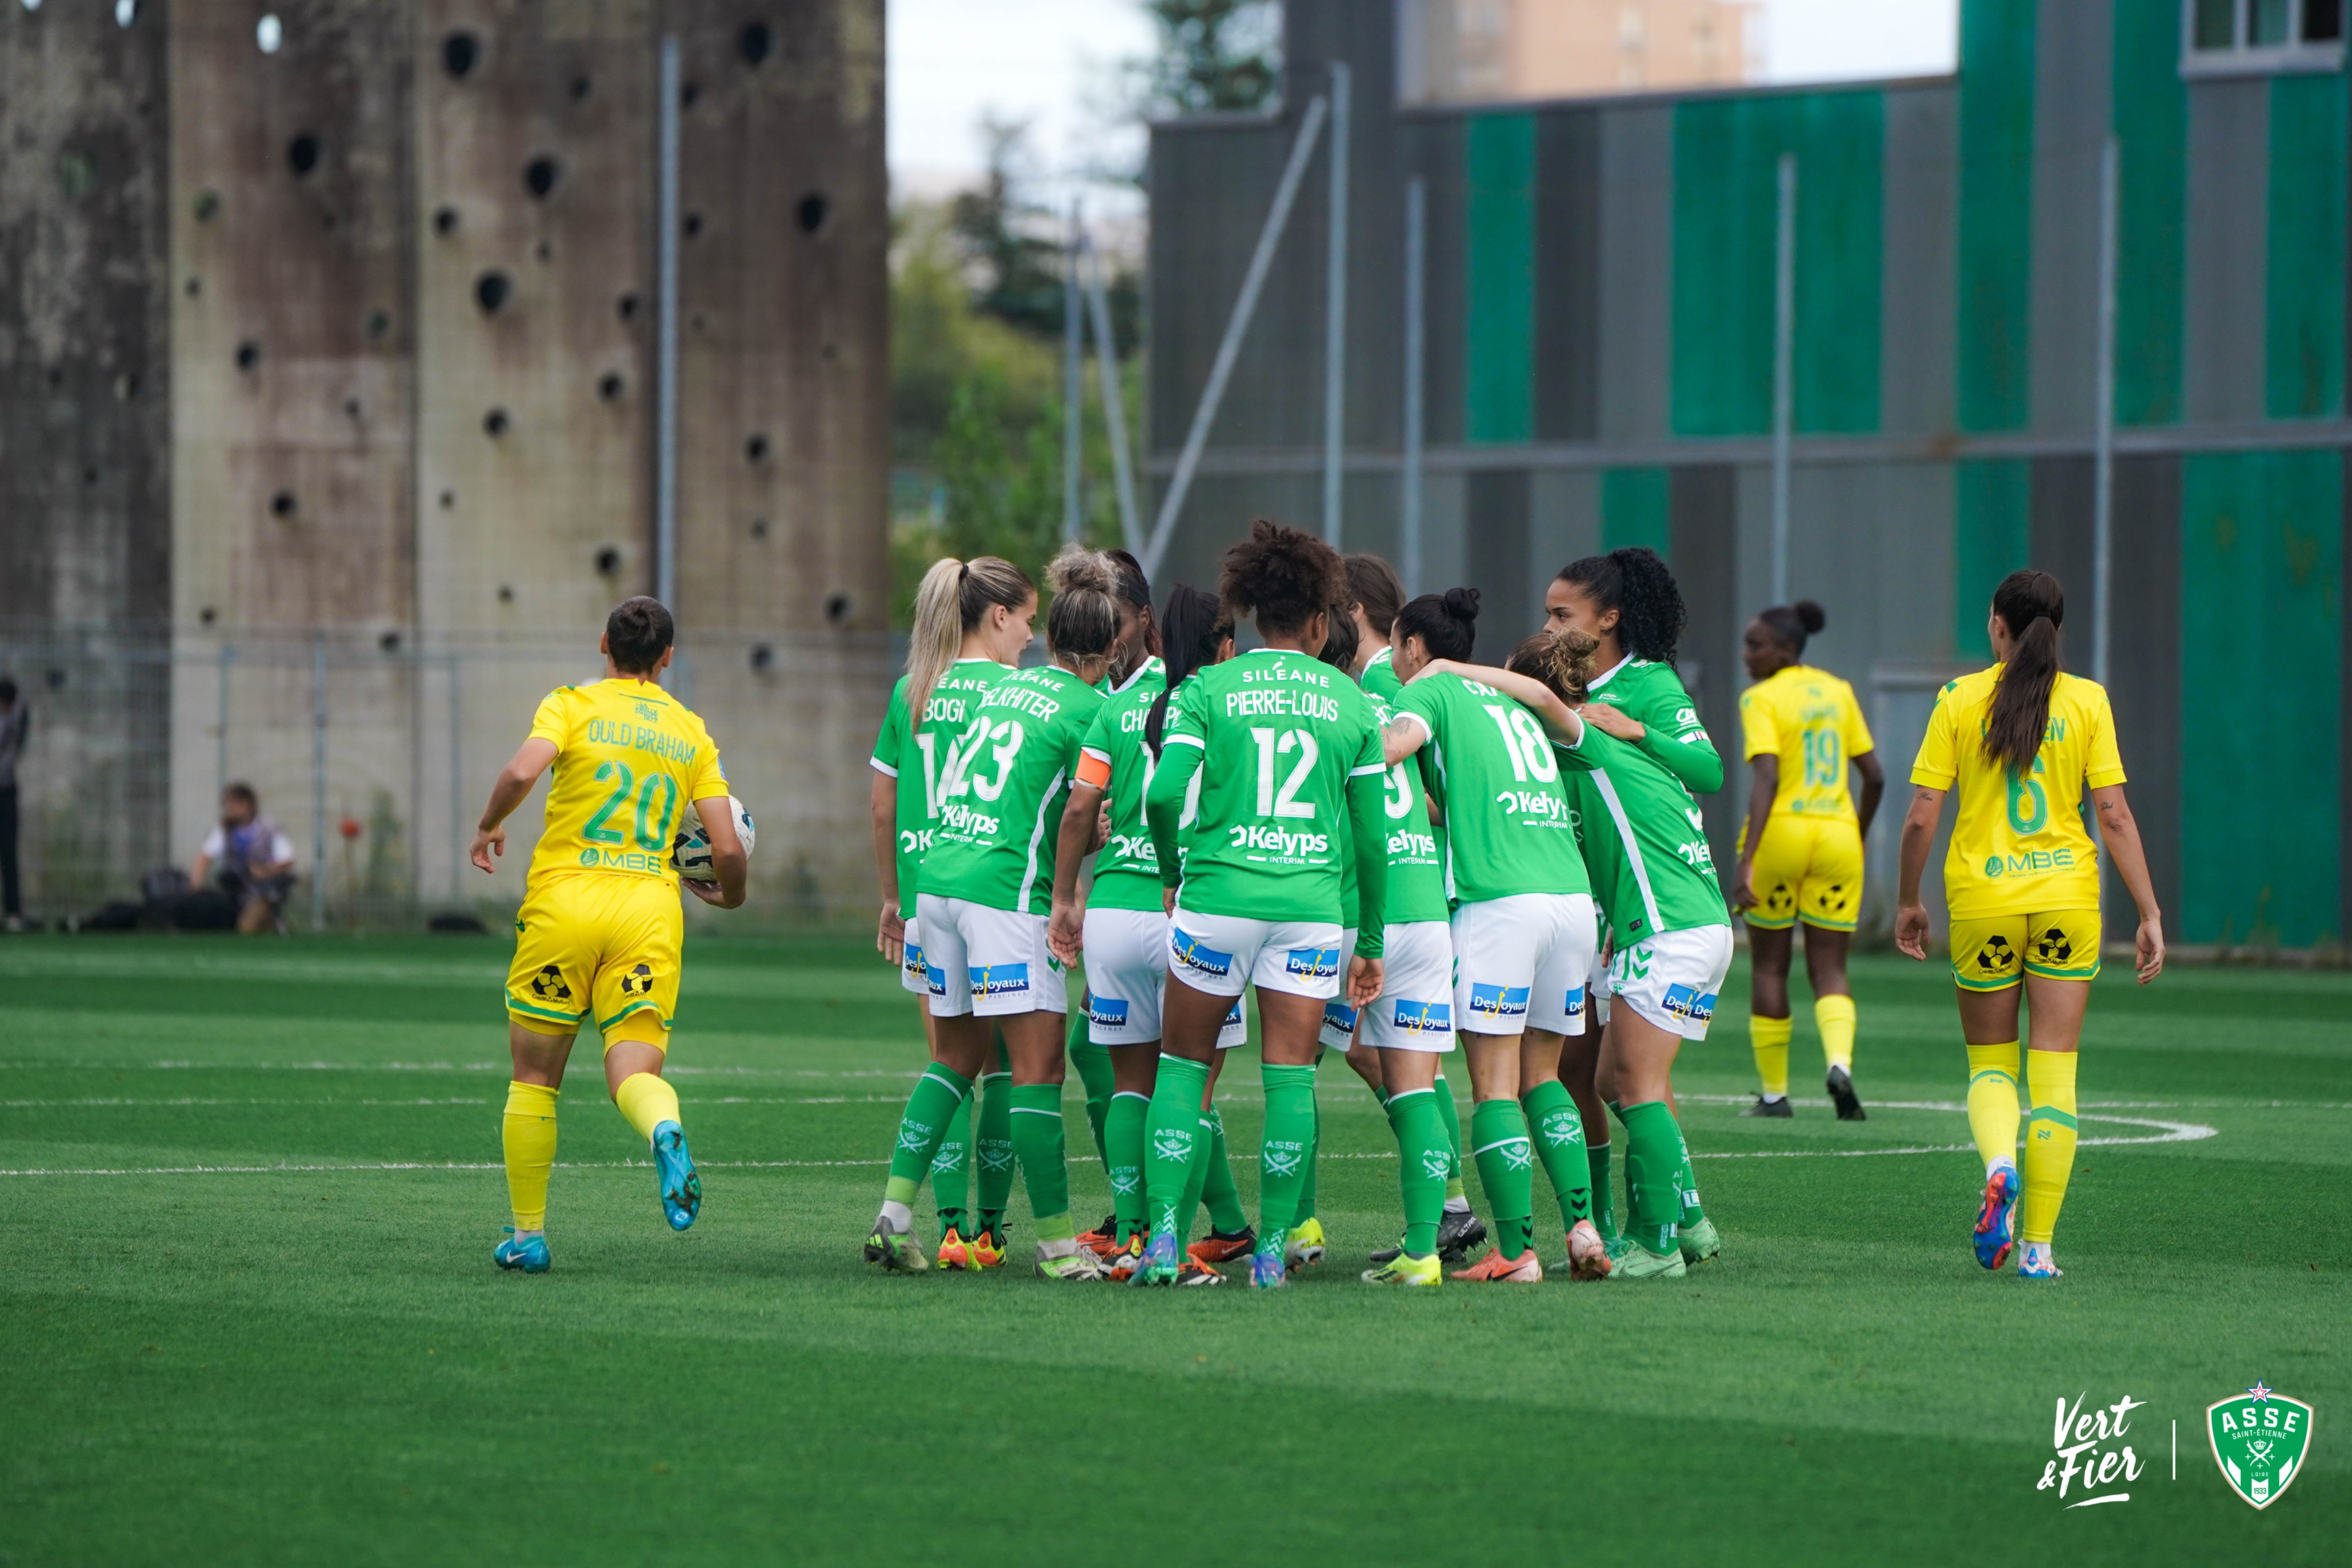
[613,1070,682,1144]
[502,1080,559,1232]
[2020,1050,2078,1244]
[1814,993,1856,1073]
[1964,1041,2021,1174]
[1749,1015,1792,1098]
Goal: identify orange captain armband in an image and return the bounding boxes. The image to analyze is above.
[1074,749,1113,791]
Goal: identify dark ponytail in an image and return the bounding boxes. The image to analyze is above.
[1316,599,1360,675]
[1394,587,1480,662]
[1984,570,2064,775]
[1556,547,1687,667]
[1146,583,1231,756]
[1755,599,1827,657]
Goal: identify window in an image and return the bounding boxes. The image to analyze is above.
[2183,0,2343,75]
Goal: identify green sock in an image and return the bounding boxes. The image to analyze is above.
[974,1047,1013,1229]
[1588,1141,1617,1239]
[1673,1121,1706,1226]
[1435,1068,1465,1192]
[1105,1090,1150,1242]
[930,1092,972,1233]
[1388,1086,1448,1257]
[1521,1080,1592,1229]
[1068,1006,1113,1168]
[1256,1063,1318,1252]
[1144,1055,1209,1238]
[1295,1059,1321,1225]
[1620,1101,1688,1256]
[1373,1083,1391,1108]
[1008,1082,1071,1234]
[1469,1098,1536,1259]
[884,1063,973,1208]
[1201,1106,1247,1234]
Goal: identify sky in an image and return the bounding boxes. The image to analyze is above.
[887,0,1960,205]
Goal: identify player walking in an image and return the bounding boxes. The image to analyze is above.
[1730,601,1885,1120]
[473,597,745,1275]
[1895,571,2164,1279]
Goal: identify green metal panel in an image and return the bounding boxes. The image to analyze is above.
[1953,459,2029,658]
[1601,467,1672,556]
[1956,0,2036,432]
[2180,451,2343,946]
[2110,0,2185,426]
[1670,94,1883,436]
[1464,113,1536,443]
[2266,73,2347,420]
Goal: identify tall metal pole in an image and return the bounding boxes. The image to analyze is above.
[2092,135,2118,688]
[1402,177,1427,596]
[655,35,681,614]
[1321,61,1351,548]
[1770,152,1797,607]
[215,642,231,795]
[448,656,463,904]
[1063,200,1084,545]
[311,631,327,933]
[1081,230,1143,555]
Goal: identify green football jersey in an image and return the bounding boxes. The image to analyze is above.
[870,659,1011,919]
[1394,672,1592,905]
[1584,655,1722,796]
[1144,648,1390,941]
[1360,646,1403,700]
[922,664,1103,916]
[1077,660,1168,913]
[1554,723,1730,945]
[1367,692,1448,924]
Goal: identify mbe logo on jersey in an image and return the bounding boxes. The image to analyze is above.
[2209,1384,2313,1509]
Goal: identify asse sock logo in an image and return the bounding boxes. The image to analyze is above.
[2208,1383,2314,1509]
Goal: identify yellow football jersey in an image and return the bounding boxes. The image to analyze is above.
[1738,665,1874,826]
[525,679,727,886]
[1910,666,2125,919]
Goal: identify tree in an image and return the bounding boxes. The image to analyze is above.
[1132,0,1282,117]
[947,117,1066,340]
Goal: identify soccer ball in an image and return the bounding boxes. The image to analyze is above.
[674,795,755,882]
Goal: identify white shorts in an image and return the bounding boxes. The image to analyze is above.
[1606,924,1735,1041]
[1167,907,1345,1001]
[1361,920,1457,1053]
[901,915,929,996]
[1318,928,1361,1050]
[916,893,1070,1019]
[1450,892,1598,1036]
[1084,906,1246,1048]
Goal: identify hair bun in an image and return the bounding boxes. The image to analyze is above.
[1440,586,1481,624]
[1795,599,1826,636]
[1046,544,1115,598]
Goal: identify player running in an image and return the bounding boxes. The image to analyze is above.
[1384,590,1606,1284]
[869,555,1035,1268]
[1134,521,1390,1290]
[1730,600,1885,1121]
[473,597,745,1275]
[1895,571,2163,1280]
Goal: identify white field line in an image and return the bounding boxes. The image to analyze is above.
[0,1095,910,1109]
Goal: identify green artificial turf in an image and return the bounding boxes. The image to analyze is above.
[1,934,2346,1566]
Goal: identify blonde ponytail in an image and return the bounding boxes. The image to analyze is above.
[906,557,966,726]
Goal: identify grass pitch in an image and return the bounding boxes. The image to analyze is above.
[1,933,2346,1566]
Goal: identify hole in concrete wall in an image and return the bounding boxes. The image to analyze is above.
[570,75,591,101]
[379,630,401,653]
[319,212,336,234]
[598,372,625,402]
[270,490,296,517]
[796,192,829,233]
[442,32,478,79]
[256,13,281,53]
[821,342,838,361]
[365,309,390,339]
[343,397,361,419]
[681,82,701,108]
[739,22,772,64]
[524,156,559,199]
[824,592,853,624]
[749,517,769,539]
[748,642,775,672]
[200,606,216,625]
[439,490,455,509]
[46,367,62,388]
[616,292,640,321]
[474,271,510,313]
[497,584,514,603]
[594,546,622,577]
[83,467,98,486]
[287,133,320,176]
[235,340,261,371]
[690,313,706,332]
[194,189,220,222]
[185,276,200,297]
[745,435,769,463]
[683,212,703,239]
[534,241,551,262]
[433,206,458,235]
[483,408,509,438]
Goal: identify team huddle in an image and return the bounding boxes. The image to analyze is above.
[467,525,2167,1287]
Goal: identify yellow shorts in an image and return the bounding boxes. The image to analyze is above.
[1947,909,2102,991]
[505,872,684,1047]
[1738,814,1864,932]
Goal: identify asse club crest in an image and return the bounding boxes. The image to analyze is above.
[2207,1383,2314,1509]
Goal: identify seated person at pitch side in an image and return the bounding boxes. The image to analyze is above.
[191,783,296,934]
